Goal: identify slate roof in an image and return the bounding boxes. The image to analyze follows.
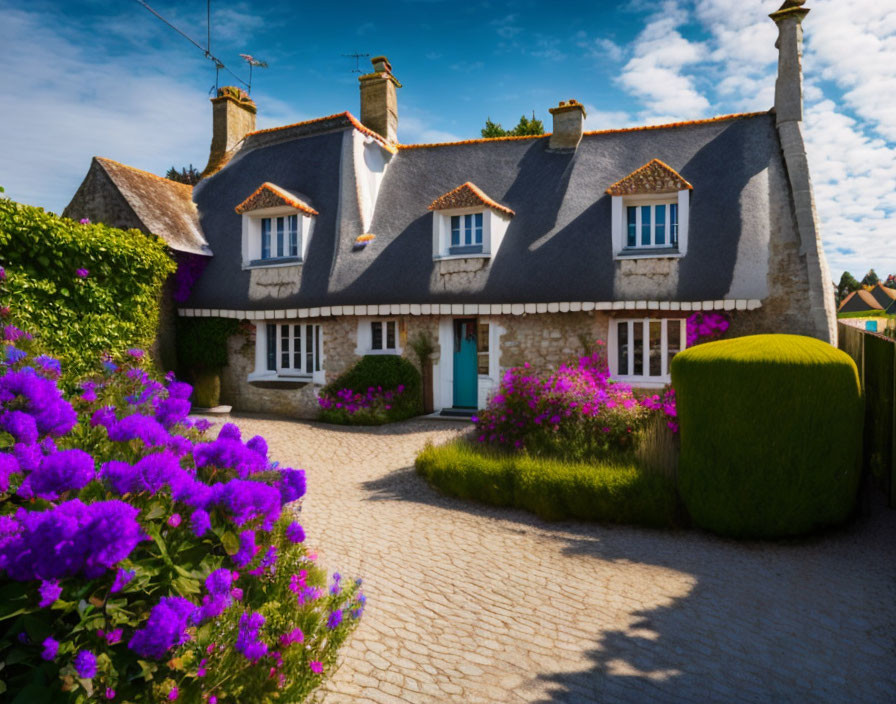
[186,109,782,310]
[838,289,884,313]
[869,283,896,309]
[94,158,210,256]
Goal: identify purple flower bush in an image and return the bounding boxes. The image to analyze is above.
[685,312,730,347]
[318,384,407,417]
[0,335,364,703]
[473,344,648,459]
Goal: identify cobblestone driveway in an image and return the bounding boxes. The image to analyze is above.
[221,415,896,703]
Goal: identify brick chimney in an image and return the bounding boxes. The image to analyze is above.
[201,86,257,178]
[359,56,401,143]
[770,0,810,124]
[548,100,586,150]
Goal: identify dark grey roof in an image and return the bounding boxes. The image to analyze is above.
[186,111,781,310]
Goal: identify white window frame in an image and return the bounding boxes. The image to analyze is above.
[611,191,689,259]
[241,207,315,269]
[608,317,687,387]
[249,322,324,384]
[355,318,402,355]
[432,207,510,261]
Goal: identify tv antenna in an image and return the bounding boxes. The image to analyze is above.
[342,52,370,74]
[240,54,268,94]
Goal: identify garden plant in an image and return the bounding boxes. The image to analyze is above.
[318,355,421,425]
[0,325,363,702]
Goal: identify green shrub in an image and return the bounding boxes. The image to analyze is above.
[0,190,175,385]
[415,440,677,528]
[319,355,422,425]
[176,317,241,372]
[671,334,863,538]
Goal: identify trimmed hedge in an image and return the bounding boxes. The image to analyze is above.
[319,355,422,425]
[415,440,678,528]
[0,190,175,384]
[671,334,863,538]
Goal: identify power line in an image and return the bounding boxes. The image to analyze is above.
[131,0,249,89]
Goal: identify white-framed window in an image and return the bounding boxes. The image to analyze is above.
[242,209,314,268]
[370,320,398,352]
[611,191,689,259]
[609,318,686,385]
[450,213,483,252]
[264,323,321,377]
[626,203,678,249]
[260,215,299,260]
[432,208,510,260]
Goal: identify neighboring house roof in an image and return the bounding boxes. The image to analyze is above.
[605,158,693,196]
[869,283,896,309]
[64,157,210,256]
[234,182,318,215]
[428,182,515,217]
[186,109,786,310]
[838,289,884,313]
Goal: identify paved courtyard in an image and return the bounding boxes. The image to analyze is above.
[218,415,896,703]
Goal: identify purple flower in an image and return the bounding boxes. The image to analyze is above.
[194,419,212,434]
[41,636,59,661]
[79,218,90,224]
[38,580,62,607]
[27,449,95,500]
[4,346,26,365]
[0,453,20,493]
[246,435,267,459]
[277,469,306,504]
[280,627,303,646]
[126,348,144,359]
[194,438,266,477]
[168,686,179,700]
[76,268,89,279]
[231,530,256,568]
[110,568,135,593]
[285,522,305,544]
[327,610,343,629]
[102,628,123,644]
[167,513,182,528]
[190,509,211,537]
[155,398,191,429]
[0,369,77,437]
[235,611,267,661]
[1,410,38,444]
[33,355,61,378]
[105,688,116,700]
[107,414,170,447]
[128,596,197,659]
[218,423,241,441]
[74,650,97,678]
[91,406,117,428]
[166,381,192,400]
[214,479,281,529]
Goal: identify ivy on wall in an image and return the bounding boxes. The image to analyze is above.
[0,188,175,383]
[175,317,243,372]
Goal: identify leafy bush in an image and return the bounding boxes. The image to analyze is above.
[671,334,863,538]
[318,355,421,425]
[473,345,647,460]
[0,190,175,385]
[175,318,242,373]
[416,440,677,528]
[0,334,363,703]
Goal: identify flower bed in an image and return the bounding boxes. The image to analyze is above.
[318,355,421,425]
[0,334,363,702]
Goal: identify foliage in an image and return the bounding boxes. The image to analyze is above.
[885,274,896,290]
[407,331,435,371]
[0,336,363,703]
[671,334,863,538]
[416,440,677,528]
[318,355,421,425]
[175,318,242,373]
[837,271,861,304]
[836,311,896,320]
[480,113,545,138]
[0,189,175,385]
[472,345,648,460]
[165,166,201,186]
[861,269,880,287]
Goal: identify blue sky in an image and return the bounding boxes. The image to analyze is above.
[1,0,894,281]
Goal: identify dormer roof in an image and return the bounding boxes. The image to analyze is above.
[234,182,319,216]
[428,182,515,217]
[606,158,693,196]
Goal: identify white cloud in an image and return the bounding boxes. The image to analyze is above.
[583,107,633,131]
[398,115,463,145]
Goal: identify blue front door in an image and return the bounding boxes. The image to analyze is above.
[453,319,478,408]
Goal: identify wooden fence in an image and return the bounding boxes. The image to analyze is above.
[838,322,896,506]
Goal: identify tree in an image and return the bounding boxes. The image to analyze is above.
[480,113,545,138]
[837,271,860,304]
[861,268,880,287]
[884,274,896,290]
[165,164,201,186]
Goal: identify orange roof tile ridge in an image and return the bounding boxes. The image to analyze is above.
[234,182,319,216]
[94,156,193,190]
[428,182,515,217]
[605,158,694,195]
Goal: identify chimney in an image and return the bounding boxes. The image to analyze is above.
[359,56,401,143]
[201,86,257,178]
[548,100,586,150]
[770,0,810,124]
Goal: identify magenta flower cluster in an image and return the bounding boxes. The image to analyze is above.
[318,383,406,415]
[640,388,679,433]
[685,312,730,347]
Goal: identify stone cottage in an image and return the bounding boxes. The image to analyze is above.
[66,1,835,417]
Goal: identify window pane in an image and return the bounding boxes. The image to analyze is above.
[451,215,460,246]
[261,219,271,259]
[306,325,314,372]
[276,217,285,258]
[371,322,382,350]
[617,321,628,375]
[464,214,473,245]
[281,325,289,368]
[641,206,651,246]
[668,319,681,366]
[289,215,299,257]
[386,321,396,349]
[649,320,662,376]
[477,323,489,375]
[474,212,483,245]
[293,325,301,369]
[670,203,679,245]
[266,324,276,371]
[627,207,637,247]
[633,321,644,376]
[314,326,320,372]
[655,204,666,246]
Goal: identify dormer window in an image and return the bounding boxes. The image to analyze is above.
[235,182,318,268]
[429,182,513,260]
[607,160,691,259]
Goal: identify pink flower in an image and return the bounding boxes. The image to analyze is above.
[79,218,91,224]
[310,661,323,674]
[76,268,89,279]
[167,513,181,528]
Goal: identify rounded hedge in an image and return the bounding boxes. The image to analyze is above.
[671,334,863,538]
[319,355,422,425]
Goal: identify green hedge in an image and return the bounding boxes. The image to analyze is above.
[319,355,422,425]
[176,316,241,372]
[0,190,175,383]
[671,334,863,538]
[415,440,678,527]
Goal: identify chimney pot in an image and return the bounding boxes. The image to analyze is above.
[359,55,401,143]
[770,1,810,124]
[548,99,586,150]
[201,86,257,178]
